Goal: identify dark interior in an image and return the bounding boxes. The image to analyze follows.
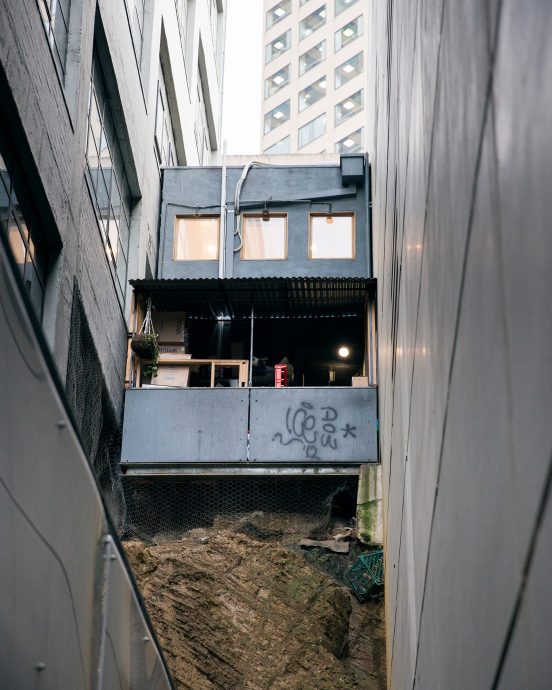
[185,315,364,387]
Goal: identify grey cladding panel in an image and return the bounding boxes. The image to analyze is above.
[121,388,249,463]
[249,387,377,463]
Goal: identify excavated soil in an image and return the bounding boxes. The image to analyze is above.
[125,525,386,690]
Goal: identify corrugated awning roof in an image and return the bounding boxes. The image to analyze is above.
[130,277,373,319]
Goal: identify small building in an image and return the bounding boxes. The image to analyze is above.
[121,154,378,474]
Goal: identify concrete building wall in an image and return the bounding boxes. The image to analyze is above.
[0,0,225,414]
[368,1,552,687]
[261,0,369,154]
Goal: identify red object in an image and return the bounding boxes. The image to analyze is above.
[275,364,288,387]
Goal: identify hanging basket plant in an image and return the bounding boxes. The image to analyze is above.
[131,297,159,376]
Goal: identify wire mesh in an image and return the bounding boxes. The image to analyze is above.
[121,475,359,544]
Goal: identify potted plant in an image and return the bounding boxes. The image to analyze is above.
[131,297,159,376]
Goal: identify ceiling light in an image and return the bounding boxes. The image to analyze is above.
[343,63,355,73]
[343,27,354,37]
[320,9,326,18]
[319,79,327,88]
[274,40,284,49]
[343,138,355,148]
[338,346,350,358]
[273,110,284,119]
[274,7,286,16]
[273,75,285,85]
[343,100,354,110]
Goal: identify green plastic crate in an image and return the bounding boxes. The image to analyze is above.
[345,550,384,602]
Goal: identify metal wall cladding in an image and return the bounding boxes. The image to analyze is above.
[0,241,172,690]
[121,388,250,463]
[369,0,552,688]
[249,388,378,464]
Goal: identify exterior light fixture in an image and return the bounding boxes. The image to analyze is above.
[338,346,350,358]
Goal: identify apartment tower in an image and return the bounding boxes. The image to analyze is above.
[261,0,367,154]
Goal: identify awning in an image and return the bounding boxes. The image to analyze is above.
[129,277,374,319]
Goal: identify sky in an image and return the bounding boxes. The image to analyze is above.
[221,0,264,155]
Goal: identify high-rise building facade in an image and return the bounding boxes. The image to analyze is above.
[261,0,367,155]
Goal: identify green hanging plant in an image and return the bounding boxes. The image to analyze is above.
[131,297,159,377]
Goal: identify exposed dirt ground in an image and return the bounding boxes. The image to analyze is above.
[125,519,386,690]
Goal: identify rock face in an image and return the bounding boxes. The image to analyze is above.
[126,530,386,690]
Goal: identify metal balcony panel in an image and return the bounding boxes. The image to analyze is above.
[121,388,249,463]
[249,387,378,463]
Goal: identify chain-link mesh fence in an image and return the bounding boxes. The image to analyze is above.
[121,475,359,544]
[65,282,126,530]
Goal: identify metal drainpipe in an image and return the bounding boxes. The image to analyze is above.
[218,141,227,278]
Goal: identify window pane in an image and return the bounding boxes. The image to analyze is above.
[242,215,287,260]
[264,136,291,155]
[265,65,290,98]
[264,100,290,134]
[335,52,363,88]
[335,15,363,51]
[299,40,326,75]
[309,214,355,259]
[266,0,291,28]
[335,89,363,125]
[299,76,326,111]
[174,217,220,261]
[265,30,291,63]
[8,214,26,270]
[300,5,326,39]
[23,258,45,321]
[335,0,360,15]
[335,127,363,153]
[298,113,326,148]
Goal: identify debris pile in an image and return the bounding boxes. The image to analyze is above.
[126,519,385,690]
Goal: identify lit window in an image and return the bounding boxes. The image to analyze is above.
[1,120,48,320]
[299,40,326,75]
[173,217,220,261]
[335,128,363,153]
[265,65,290,98]
[335,52,363,88]
[335,89,363,125]
[86,51,133,305]
[264,136,291,155]
[335,0,359,15]
[299,76,327,111]
[299,5,326,40]
[155,64,178,166]
[266,0,291,28]
[264,100,290,134]
[266,30,291,63]
[37,0,71,78]
[242,214,287,260]
[335,15,363,51]
[309,214,355,259]
[298,113,326,148]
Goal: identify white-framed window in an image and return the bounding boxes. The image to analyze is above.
[335,52,363,88]
[299,5,326,40]
[335,89,363,125]
[335,0,360,15]
[264,136,291,155]
[309,213,355,259]
[266,30,291,63]
[154,64,178,167]
[266,0,291,29]
[173,216,220,261]
[264,100,290,134]
[335,15,363,51]
[298,113,326,148]
[335,127,363,153]
[265,65,291,98]
[241,214,287,260]
[299,40,326,75]
[124,0,146,69]
[299,76,327,112]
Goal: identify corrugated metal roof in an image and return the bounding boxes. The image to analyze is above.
[130,277,373,319]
